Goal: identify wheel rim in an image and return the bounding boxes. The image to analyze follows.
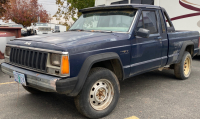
[184,56,191,76]
[89,79,114,111]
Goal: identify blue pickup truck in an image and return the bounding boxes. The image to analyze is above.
[1,4,200,118]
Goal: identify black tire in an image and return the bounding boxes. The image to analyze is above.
[174,51,192,80]
[74,67,120,119]
[34,30,37,35]
[22,86,43,94]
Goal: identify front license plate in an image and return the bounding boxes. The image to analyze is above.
[13,71,27,86]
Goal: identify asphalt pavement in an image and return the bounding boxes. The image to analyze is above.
[1,57,200,119]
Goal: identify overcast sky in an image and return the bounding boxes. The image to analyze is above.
[0,0,58,24]
[38,0,58,16]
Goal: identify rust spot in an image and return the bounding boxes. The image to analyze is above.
[36,74,40,76]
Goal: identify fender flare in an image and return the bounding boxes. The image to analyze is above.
[68,52,124,96]
[176,41,194,63]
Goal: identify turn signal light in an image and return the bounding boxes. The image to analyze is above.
[61,56,69,74]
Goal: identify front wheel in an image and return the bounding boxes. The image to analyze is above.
[174,51,192,80]
[74,67,120,119]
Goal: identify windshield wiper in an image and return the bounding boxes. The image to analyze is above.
[69,29,85,31]
[89,30,113,33]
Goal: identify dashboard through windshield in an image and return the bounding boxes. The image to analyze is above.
[69,10,137,32]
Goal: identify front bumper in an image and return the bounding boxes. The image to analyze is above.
[37,31,52,35]
[21,31,27,35]
[1,63,77,94]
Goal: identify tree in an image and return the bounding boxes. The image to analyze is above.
[54,0,95,29]
[0,0,10,17]
[2,0,50,27]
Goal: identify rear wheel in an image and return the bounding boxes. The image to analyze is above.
[74,67,120,118]
[174,51,192,80]
[22,86,43,94]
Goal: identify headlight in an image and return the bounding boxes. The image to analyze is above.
[5,47,11,56]
[50,53,61,67]
[48,52,70,76]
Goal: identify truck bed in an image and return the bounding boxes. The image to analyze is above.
[167,31,199,65]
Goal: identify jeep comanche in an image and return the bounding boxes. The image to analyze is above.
[1,4,200,118]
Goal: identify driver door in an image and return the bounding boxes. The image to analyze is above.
[130,10,162,76]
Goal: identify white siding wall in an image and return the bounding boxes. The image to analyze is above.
[95,0,200,32]
[0,36,15,53]
[155,0,200,32]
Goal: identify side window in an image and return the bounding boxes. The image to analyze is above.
[159,10,166,33]
[136,11,158,34]
[142,11,158,34]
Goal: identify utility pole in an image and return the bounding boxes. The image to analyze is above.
[38,16,40,23]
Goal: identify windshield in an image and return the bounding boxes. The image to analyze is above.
[69,10,137,32]
[36,23,48,26]
[12,25,24,28]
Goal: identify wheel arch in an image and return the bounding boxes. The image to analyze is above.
[176,41,194,63]
[68,52,124,96]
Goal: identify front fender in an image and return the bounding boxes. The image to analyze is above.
[68,52,124,96]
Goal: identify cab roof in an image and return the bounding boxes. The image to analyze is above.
[79,4,161,13]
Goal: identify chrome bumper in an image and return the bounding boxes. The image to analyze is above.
[1,63,60,92]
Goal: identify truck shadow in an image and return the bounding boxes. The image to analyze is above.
[16,69,183,119]
[18,92,86,119]
[193,55,200,61]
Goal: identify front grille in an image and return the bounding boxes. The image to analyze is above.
[38,27,51,31]
[10,47,48,72]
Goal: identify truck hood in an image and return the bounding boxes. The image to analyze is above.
[14,32,113,45]
[8,31,129,53]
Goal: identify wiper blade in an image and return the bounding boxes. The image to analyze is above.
[90,30,113,33]
[69,29,84,31]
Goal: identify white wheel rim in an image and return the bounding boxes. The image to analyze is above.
[184,56,191,76]
[89,79,114,111]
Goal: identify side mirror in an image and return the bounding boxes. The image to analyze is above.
[136,28,150,38]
